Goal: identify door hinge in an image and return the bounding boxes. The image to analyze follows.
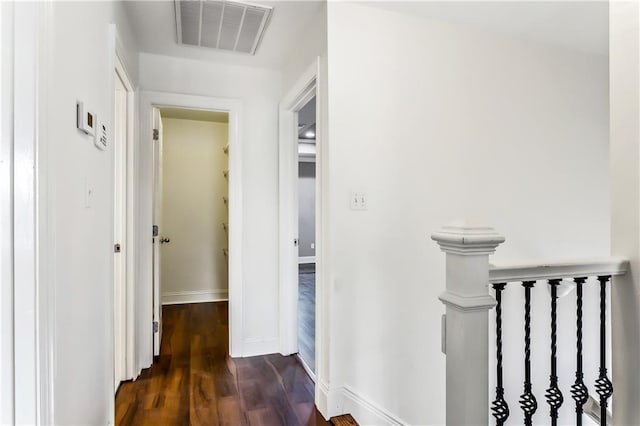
[294,238,299,247]
[153,225,159,237]
[114,243,121,253]
[153,129,159,141]
[153,321,159,333]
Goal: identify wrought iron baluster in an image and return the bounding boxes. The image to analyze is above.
[519,281,537,426]
[595,275,613,426]
[545,279,563,425]
[571,277,589,426]
[491,283,509,425]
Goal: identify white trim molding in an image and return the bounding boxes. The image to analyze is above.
[296,353,316,383]
[317,381,344,420]
[242,337,279,357]
[279,62,317,357]
[0,4,15,423]
[8,2,55,424]
[162,289,229,305]
[112,27,138,385]
[342,385,407,426]
[438,292,497,312]
[489,257,629,283]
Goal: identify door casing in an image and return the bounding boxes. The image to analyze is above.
[279,57,332,417]
[113,57,135,387]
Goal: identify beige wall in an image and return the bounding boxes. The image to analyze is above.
[161,118,229,303]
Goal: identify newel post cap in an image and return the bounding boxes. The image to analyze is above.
[431,220,505,255]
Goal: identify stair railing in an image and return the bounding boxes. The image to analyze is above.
[431,222,628,426]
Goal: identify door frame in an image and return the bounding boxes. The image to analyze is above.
[151,107,163,357]
[137,91,243,371]
[279,57,331,415]
[2,1,54,423]
[278,71,316,356]
[113,51,136,385]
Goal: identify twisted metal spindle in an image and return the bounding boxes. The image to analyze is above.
[491,283,509,425]
[571,277,589,426]
[519,281,537,426]
[595,275,613,426]
[545,279,563,425]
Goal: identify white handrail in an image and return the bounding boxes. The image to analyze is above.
[489,257,629,284]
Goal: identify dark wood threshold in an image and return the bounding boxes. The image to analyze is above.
[330,414,358,425]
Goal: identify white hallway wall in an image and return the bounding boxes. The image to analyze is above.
[326,3,609,424]
[140,53,282,354]
[43,1,138,424]
[610,1,640,423]
[161,118,229,303]
[281,3,327,96]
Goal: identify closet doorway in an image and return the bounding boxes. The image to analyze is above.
[152,107,230,356]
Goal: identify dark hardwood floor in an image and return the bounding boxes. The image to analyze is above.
[298,264,315,373]
[116,302,329,426]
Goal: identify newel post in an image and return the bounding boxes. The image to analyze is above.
[432,222,505,426]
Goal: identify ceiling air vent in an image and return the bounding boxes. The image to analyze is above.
[175,0,272,55]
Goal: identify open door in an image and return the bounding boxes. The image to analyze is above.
[152,108,163,356]
[113,68,128,388]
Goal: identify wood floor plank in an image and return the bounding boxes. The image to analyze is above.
[330,414,358,426]
[115,302,333,426]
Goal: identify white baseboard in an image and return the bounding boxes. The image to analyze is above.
[241,337,279,357]
[296,353,316,382]
[342,385,406,425]
[162,289,228,305]
[298,256,316,264]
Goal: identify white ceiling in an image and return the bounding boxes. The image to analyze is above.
[367,1,608,56]
[124,0,325,69]
[125,1,608,72]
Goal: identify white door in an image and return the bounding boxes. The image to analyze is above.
[113,70,128,388]
[152,108,164,356]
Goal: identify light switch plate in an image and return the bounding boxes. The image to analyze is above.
[350,192,367,210]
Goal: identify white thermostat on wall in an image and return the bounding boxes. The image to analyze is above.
[76,101,96,137]
[95,121,107,150]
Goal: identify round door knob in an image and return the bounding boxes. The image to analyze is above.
[160,237,171,244]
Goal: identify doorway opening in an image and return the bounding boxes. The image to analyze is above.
[296,96,317,376]
[134,92,242,376]
[278,63,321,391]
[152,107,230,357]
